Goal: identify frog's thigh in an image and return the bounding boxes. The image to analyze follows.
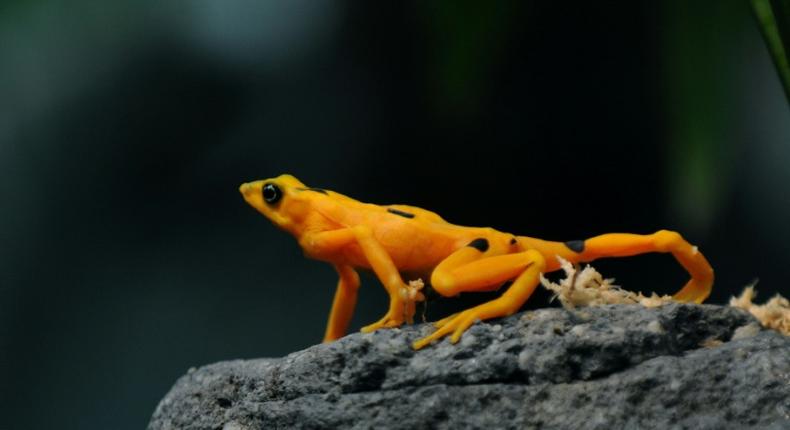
[413,249,546,349]
[430,240,534,297]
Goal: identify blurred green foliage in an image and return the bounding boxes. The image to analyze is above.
[751,0,790,101]
[662,0,748,234]
[419,0,513,116]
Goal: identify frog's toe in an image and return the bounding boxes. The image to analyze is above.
[413,314,469,349]
[413,305,493,349]
[361,313,404,333]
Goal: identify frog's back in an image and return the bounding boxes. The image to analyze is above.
[385,204,447,224]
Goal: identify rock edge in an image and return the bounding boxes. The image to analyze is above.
[149,304,790,430]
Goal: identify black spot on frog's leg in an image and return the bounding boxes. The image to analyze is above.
[387,208,415,219]
[565,240,585,253]
[510,237,518,245]
[297,187,329,195]
[467,238,489,252]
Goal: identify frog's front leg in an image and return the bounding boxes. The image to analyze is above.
[302,229,362,342]
[304,226,410,337]
[323,264,360,342]
[349,225,411,333]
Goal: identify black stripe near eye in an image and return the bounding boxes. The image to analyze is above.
[297,187,328,195]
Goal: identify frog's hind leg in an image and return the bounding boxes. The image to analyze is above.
[525,230,714,303]
[412,240,546,349]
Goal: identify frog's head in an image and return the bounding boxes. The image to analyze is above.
[239,174,313,234]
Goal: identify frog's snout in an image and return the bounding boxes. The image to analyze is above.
[239,182,252,196]
[239,182,259,206]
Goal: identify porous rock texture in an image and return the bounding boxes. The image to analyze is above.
[149,304,790,430]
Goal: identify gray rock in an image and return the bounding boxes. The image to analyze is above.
[148,304,790,430]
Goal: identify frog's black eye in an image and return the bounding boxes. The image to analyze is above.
[262,183,282,204]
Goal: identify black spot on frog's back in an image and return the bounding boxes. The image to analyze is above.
[387,208,415,219]
[565,240,585,253]
[467,238,489,252]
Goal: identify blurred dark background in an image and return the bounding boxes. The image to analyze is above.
[1,0,788,428]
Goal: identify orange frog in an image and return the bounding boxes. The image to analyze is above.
[240,174,713,350]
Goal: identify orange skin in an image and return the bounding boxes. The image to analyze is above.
[240,174,714,350]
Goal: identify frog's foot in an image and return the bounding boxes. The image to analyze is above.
[361,294,409,333]
[362,280,427,333]
[361,311,405,333]
[412,300,508,350]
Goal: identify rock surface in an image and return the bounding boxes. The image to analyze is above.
[149,304,790,430]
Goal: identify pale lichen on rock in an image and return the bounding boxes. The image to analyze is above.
[730,285,790,336]
[539,257,675,308]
